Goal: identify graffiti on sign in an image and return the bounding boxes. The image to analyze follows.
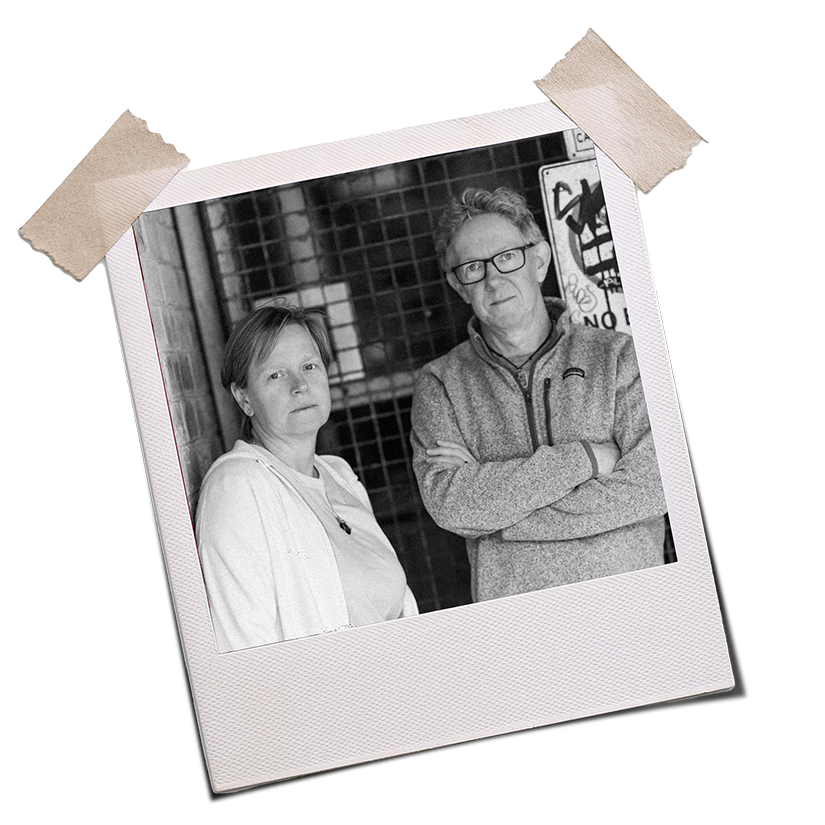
[541,154,631,335]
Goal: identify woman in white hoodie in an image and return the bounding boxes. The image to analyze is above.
[196,304,417,653]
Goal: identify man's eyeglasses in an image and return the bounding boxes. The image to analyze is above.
[450,243,536,285]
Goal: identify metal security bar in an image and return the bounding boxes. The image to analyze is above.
[197,133,571,612]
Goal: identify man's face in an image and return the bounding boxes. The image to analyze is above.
[445,214,550,337]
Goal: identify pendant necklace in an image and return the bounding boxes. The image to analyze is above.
[322,488,353,534]
[334,514,352,535]
[249,437,352,534]
[321,478,352,535]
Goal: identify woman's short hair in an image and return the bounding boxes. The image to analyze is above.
[434,187,545,273]
[221,302,333,440]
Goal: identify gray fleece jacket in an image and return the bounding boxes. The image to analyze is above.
[411,298,667,601]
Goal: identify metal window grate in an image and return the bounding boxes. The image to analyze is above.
[198,133,570,612]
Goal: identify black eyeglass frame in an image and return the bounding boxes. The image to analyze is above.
[449,243,537,285]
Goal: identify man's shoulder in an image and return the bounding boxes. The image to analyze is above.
[418,339,479,380]
[561,321,633,357]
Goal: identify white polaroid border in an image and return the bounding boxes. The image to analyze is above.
[105,101,732,792]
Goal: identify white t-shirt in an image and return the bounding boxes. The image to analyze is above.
[277,456,409,628]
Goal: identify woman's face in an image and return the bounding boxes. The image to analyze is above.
[233,324,331,444]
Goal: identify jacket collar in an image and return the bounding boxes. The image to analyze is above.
[467,297,571,366]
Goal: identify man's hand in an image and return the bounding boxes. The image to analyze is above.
[589,441,620,477]
[425,440,478,468]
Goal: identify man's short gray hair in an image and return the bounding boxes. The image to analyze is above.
[434,187,545,272]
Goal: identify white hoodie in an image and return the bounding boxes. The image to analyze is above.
[196,440,418,652]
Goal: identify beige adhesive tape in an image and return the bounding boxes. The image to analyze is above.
[19,111,188,281]
[536,30,704,193]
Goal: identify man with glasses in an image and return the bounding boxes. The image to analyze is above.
[411,187,668,603]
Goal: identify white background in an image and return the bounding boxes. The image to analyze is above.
[0,0,823,822]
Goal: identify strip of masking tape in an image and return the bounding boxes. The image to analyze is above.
[535,30,704,193]
[19,110,188,281]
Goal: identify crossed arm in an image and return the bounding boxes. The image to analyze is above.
[411,344,667,542]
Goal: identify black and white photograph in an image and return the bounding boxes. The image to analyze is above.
[91,101,735,792]
[134,126,675,652]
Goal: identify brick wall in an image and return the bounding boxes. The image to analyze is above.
[134,210,225,517]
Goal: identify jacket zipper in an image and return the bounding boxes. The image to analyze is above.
[514,366,540,452]
[543,378,553,445]
[482,321,564,454]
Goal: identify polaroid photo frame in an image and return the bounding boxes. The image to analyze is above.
[104,101,732,792]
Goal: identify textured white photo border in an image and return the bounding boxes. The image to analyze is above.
[104,101,732,793]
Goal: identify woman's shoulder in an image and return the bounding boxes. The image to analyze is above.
[201,441,271,488]
[197,442,289,527]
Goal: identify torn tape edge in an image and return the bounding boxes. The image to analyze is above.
[534,28,706,193]
[19,109,189,281]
